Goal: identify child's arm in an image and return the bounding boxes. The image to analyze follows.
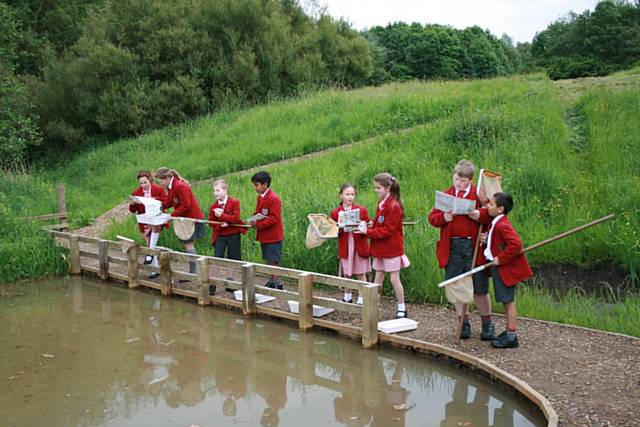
[219,199,242,224]
[428,208,449,227]
[169,186,193,217]
[495,222,524,265]
[367,205,402,239]
[255,197,281,230]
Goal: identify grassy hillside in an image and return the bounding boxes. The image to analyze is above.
[2,71,639,334]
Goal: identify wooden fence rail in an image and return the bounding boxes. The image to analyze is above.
[26,182,69,231]
[49,231,380,348]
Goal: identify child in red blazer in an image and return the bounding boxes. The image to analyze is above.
[209,179,247,293]
[129,170,168,270]
[155,167,204,276]
[428,160,494,341]
[249,171,284,289]
[330,183,371,304]
[358,173,409,318]
[483,192,533,349]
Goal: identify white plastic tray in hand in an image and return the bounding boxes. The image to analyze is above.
[377,318,418,334]
[287,300,335,317]
[136,213,171,225]
[233,290,275,304]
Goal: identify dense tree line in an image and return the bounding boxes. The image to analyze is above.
[531,0,640,79]
[1,0,372,168]
[363,22,522,83]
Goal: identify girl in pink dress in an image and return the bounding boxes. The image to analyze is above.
[330,184,371,304]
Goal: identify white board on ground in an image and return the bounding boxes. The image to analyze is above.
[233,290,276,304]
[377,318,419,334]
[287,300,335,317]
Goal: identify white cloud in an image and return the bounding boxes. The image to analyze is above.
[322,0,599,43]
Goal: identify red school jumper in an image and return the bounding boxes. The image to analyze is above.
[162,178,203,219]
[208,197,247,245]
[368,196,404,258]
[427,184,490,268]
[330,204,370,259]
[129,184,169,233]
[487,215,533,286]
[254,189,283,244]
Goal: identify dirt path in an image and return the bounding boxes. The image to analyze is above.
[74,124,428,238]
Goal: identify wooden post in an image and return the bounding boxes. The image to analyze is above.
[126,243,139,289]
[242,263,256,317]
[98,240,109,281]
[298,272,314,332]
[196,257,210,306]
[159,251,172,296]
[56,182,68,231]
[361,284,379,349]
[68,235,81,274]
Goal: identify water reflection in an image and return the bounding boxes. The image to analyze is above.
[1,277,544,427]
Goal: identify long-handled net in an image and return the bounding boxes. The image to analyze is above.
[305,214,339,249]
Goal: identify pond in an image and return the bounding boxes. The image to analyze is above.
[0,277,546,427]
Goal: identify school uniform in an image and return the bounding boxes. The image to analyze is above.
[428,184,490,294]
[330,204,371,276]
[129,184,168,233]
[254,188,283,262]
[484,214,533,303]
[208,196,247,260]
[162,177,205,242]
[368,196,410,272]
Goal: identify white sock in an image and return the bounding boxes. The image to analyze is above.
[356,296,363,305]
[151,257,159,268]
[149,232,160,248]
[397,303,406,312]
[343,292,352,301]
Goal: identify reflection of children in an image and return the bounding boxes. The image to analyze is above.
[428,160,494,340]
[370,363,410,427]
[333,370,372,426]
[357,173,409,318]
[129,170,168,270]
[484,193,532,349]
[249,171,284,289]
[330,183,371,304]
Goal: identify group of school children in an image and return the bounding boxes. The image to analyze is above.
[130,161,531,350]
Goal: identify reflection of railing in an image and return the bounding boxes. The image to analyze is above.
[26,182,69,231]
[51,231,381,348]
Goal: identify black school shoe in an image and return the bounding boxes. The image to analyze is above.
[480,322,496,341]
[460,321,471,340]
[209,285,217,295]
[148,272,160,279]
[396,310,408,319]
[265,280,283,290]
[491,332,519,349]
[143,255,154,265]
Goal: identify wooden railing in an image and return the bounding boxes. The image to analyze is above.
[50,231,380,349]
[26,182,69,231]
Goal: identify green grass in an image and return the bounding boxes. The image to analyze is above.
[2,72,639,336]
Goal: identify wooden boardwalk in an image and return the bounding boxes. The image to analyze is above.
[51,230,557,426]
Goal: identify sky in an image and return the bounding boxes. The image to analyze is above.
[321,0,599,43]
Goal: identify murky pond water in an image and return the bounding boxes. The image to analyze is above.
[1,277,545,427]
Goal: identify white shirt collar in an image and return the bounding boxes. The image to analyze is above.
[260,188,271,199]
[218,196,228,205]
[456,184,471,198]
[168,177,175,190]
[483,214,505,261]
[378,194,390,210]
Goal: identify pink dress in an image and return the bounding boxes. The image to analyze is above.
[340,232,371,277]
[372,254,410,273]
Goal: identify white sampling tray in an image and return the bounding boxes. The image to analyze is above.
[233,290,275,304]
[136,213,171,225]
[377,318,418,334]
[287,300,335,317]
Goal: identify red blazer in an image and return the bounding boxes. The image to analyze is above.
[254,189,283,244]
[488,215,533,286]
[330,204,370,259]
[368,197,404,258]
[129,184,168,232]
[208,197,247,244]
[427,184,490,268]
[162,178,203,220]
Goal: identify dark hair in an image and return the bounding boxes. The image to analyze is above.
[374,172,404,213]
[251,171,271,186]
[137,170,152,181]
[493,192,514,215]
[155,167,189,185]
[339,183,355,194]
